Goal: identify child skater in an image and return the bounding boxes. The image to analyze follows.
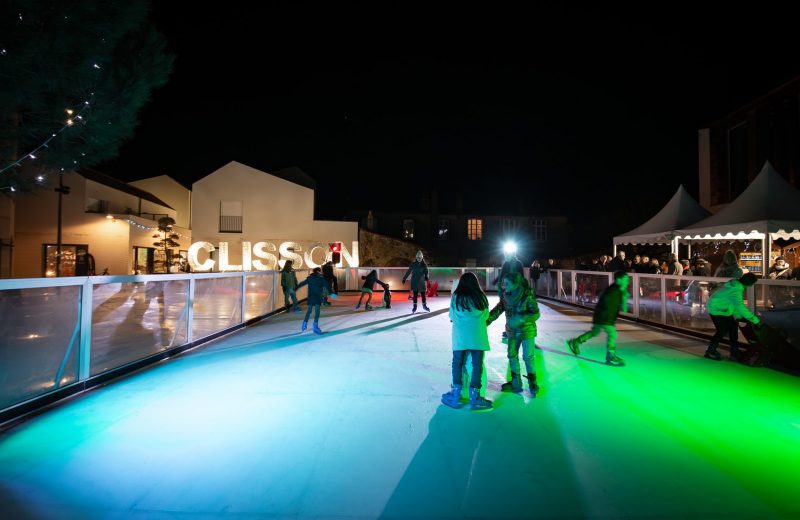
[356,269,385,311]
[486,272,541,396]
[565,270,629,366]
[441,272,493,410]
[296,267,336,333]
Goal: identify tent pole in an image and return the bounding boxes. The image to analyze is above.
[613,243,617,257]
[687,242,692,260]
[763,235,771,277]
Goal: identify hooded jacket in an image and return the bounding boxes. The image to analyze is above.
[402,260,429,292]
[708,279,759,323]
[487,283,540,339]
[714,251,744,278]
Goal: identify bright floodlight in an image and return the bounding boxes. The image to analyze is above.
[503,241,517,254]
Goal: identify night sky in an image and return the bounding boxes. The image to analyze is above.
[99,4,800,252]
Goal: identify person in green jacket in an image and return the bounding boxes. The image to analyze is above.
[280,260,302,313]
[566,270,629,366]
[486,272,542,395]
[704,272,760,361]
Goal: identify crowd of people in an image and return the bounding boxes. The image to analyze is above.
[563,250,797,279]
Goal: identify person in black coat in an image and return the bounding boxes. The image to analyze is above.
[321,260,338,306]
[356,269,386,311]
[296,267,335,333]
[402,251,430,313]
[565,271,630,366]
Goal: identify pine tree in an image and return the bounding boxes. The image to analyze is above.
[152,216,180,269]
[0,0,174,190]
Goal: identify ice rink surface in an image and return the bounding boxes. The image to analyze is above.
[1,292,799,519]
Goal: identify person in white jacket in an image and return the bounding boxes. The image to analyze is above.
[441,272,492,411]
[705,272,761,361]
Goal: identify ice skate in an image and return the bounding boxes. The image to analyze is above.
[469,387,493,411]
[605,352,625,366]
[441,386,463,409]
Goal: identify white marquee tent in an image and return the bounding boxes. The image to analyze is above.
[613,185,710,255]
[675,161,800,274]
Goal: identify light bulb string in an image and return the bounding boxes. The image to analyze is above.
[0,94,95,176]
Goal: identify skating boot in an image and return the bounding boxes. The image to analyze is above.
[301,321,308,332]
[412,304,417,313]
[441,385,463,409]
[422,303,430,312]
[606,352,625,366]
[365,303,373,311]
[566,338,581,355]
[500,372,523,393]
[526,373,540,397]
[292,305,302,313]
[703,346,722,361]
[312,322,323,334]
[469,387,493,411]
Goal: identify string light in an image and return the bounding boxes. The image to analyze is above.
[0,93,94,176]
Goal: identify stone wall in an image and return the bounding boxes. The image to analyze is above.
[359,228,433,266]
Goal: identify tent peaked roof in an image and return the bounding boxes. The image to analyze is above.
[614,185,710,245]
[677,161,800,240]
[687,161,800,227]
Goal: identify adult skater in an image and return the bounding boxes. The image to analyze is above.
[402,250,430,313]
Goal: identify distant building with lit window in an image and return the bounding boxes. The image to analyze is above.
[346,191,568,266]
[698,75,800,212]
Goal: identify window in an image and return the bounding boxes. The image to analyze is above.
[220,200,243,233]
[402,219,415,239]
[532,219,547,241]
[467,218,483,240]
[438,219,450,240]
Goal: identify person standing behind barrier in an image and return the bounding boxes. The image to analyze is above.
[714,250,744,278]
[441,272,493,411]
[296,267,336,334]
[704,273,760,361]
[608,251,626,272]
[321,260,338,306]
[281,260,302,313]
[486,272,542,396]
[530,259,543,291]
[402,251,430,313]
[566,270,629,366]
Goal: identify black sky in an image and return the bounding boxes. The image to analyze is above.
[99,4,800,251]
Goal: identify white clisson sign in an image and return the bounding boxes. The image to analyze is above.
[187,240,359,272]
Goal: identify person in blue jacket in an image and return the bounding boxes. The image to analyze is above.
[296,267,336,334]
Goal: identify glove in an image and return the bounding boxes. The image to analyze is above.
[402,278,407,284]
[329,293,338,300]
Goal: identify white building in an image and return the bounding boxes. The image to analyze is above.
[189,161,358,270]
[5,162,358,278]
[11,168,190,278]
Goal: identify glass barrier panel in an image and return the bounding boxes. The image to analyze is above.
[375,268,405,290]
[0,285,81,409]
[756,283,800,353]
[636,276,662,322]
[245,273,275,321]
[90,280,189,376]
[430,268,463,292]
[574,272,610,308]
[561,272,573,302]
[192,276,242,340]
[663,278,705,329]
